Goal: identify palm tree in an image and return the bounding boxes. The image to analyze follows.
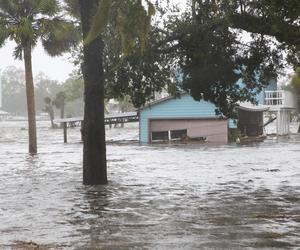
[0,0,78,154]
[53,91,66,119]
[43,97,55,128]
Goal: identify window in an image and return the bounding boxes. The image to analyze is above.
[170,129,187,140]
[151,131,169,142]
[151,129,188,142]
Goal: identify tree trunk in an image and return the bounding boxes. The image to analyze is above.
[23,42,37,154]
[60,104,65,128]
[80,0,107,185]
[60,104,65,119]
[49,109,55,128]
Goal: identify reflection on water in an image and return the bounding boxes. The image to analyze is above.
[0,121,300,249]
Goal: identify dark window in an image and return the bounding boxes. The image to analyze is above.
[170,129,187,140]
[152,131,169,141]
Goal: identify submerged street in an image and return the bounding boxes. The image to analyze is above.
[0,121,300,249]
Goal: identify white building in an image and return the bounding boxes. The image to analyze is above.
[264,89,297,135]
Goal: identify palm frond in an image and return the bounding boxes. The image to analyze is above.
[33,0,60,16]
[41,18,80,56]
[13,44,23,60]
[115,1,155,55]
[63,0,81,19]
[0,19,9,47]
[0,0,20,18]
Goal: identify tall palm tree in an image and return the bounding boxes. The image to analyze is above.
[0,0,78,154]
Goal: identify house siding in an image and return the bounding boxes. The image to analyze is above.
[236,78,278,105]
[140,94,232,143]
[150,119,228,143]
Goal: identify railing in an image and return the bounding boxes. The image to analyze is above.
[264,91,284,106]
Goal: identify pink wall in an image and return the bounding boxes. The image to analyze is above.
[150,119,228,143]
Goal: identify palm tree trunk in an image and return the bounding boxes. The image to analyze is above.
[60,104,64,119]
[23,42,37,154]
[80,0,107,185]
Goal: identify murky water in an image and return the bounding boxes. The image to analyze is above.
[0,121,300,249]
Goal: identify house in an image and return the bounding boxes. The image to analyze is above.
[0,110,9,121]
[139,94,234,143]
[139,78,297,144]
[236,78,298,136]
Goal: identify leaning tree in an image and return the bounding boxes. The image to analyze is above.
[0,0,78,153]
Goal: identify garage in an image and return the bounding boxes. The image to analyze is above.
[149,118,228,143]
[139,93,233,144]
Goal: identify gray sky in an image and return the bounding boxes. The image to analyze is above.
[0,40,74,82]
[0,0,188,82]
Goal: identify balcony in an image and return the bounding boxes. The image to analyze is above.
[264,90,296,110]
[264,91,284,106]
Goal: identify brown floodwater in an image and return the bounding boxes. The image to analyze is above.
[0,121,299,249]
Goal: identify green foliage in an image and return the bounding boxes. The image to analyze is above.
[226,0,300,66]
[67,0,298,117]
[43,96,55,127]
[64,0,155,48]
[0,0,78,59]
[62,73,84,102]
[1,67,83,116]
[66,1,173,108]
[112,0,155,54]
[102,23,175,107]
[0,66,26,115]
[44,96,52,105]
[291,68,300,95]
[34,72,62,111]
[84,0,112,44]
[169,1,284,117]
[53,91,66,109]
[72,0,155,55]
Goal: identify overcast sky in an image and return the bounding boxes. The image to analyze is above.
[0,0,188,83]
[0,40,74,82]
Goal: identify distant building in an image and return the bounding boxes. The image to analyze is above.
[0,110,9,121]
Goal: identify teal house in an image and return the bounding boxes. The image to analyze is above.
[139,94,234,143]
[139,79,278,143]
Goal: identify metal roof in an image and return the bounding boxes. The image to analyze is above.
[236,102,270,112]
[139,93,187,110]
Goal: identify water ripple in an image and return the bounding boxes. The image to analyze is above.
[0,121,300,249]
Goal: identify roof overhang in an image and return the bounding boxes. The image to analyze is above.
[139,92,187,111]
[236,102,270,112]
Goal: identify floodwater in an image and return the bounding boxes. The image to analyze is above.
[0,121,300,249]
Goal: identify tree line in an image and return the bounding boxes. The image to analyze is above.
[0,66,84,118]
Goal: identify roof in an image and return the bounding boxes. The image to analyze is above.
[139,93,187,110]
[236,102,270,112]
[140,93,271,113]
[0,110,9,115]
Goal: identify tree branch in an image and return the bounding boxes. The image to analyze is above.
[229,13,300,46]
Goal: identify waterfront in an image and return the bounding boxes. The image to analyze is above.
[0,121,300,249]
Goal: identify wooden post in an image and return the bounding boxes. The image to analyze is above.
[63,122,67,143]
